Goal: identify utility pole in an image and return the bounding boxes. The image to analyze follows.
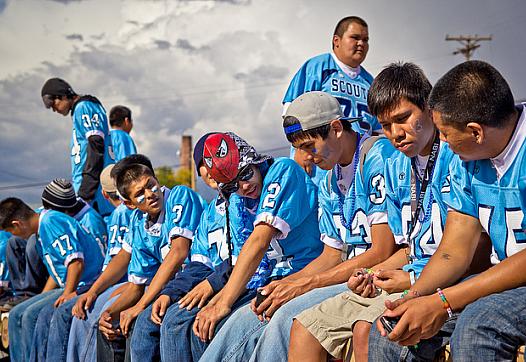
[180,135,196,190]
[445,34,492,61]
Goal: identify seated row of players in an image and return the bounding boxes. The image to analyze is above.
[0,58,524,362]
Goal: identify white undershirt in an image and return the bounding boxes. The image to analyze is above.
[336,160,356,195]
[415,154,429,180]
[331,53,361,79]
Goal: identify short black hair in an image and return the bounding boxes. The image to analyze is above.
[282,116,353,144]
[333,16,368,38]
[368,62,432,119]
[429,60,516,129]
[111,154,155,181]
[0,198,35,230]
[115,164,156,200]
[109,105,132,127]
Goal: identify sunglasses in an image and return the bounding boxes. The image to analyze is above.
[220,166,254,194]
[42,94,59,109]
[135,185,159,204]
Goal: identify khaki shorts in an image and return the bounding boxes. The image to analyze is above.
[295,290,402,358]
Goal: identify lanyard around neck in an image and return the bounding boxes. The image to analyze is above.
[407,132,441,248]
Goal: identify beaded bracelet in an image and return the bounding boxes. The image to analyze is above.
[436,288,453,318]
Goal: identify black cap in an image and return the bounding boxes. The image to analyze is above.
[41,78,76,97]
[194,133,217,175]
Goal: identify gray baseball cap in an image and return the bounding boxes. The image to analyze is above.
[283,91,360,135]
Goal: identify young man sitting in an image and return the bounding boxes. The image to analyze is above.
[194,131,324,361]
[129,133,258,361]
[96,161,205,360]
[1,197,103,362]
[370,60,526,361]
[68,155,154,362]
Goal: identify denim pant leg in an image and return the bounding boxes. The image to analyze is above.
[198,291,265,362]
[367,315,456,362]
[6,235,48,295]
[191,291,256,362]
[97,327,126,362]
[451,286,526,361]
[8,292,54,362]
[130,304,161,362]
[72,287,122,362]
[160,303,200,362]
[45,295,80,362]
[24,234,48,293]
[29,300,56,362]
[6,236,29,294]
[11,289,62,362]
[249,283,348,362]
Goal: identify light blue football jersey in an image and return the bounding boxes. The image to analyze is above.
[446,109,526,263]
[0,231,11,287]
[70,97,115,216]
[318,136,394,258]
[110,129,137,161]
[127,186,206,285]
[283,53,381,134]
[102,203,134,269]
[191,193,256,268]
[73,202,108,255]
[38,209,104,287]
[384,142,454,278]
[253,158,322,278]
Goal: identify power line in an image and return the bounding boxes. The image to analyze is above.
[0,145,291,192]
[0,181,51,192]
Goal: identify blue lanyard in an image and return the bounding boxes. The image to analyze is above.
[335,133,362,230]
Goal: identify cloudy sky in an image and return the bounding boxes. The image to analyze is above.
[1,0,525,204]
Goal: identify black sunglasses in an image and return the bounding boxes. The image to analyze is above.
[220,166,254,194]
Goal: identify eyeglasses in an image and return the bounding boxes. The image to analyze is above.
[42,95,59,109]
[220,166,254,194]
[135,185,159,204]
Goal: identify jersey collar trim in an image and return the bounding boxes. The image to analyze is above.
[490,104,526,178]
[73,201,91,221]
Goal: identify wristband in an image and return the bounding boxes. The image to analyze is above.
[436,288,453,318]
[409,270,416,285]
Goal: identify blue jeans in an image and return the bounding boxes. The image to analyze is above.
[130,304,161,362]
[8,289,62,362]
[29,295,82,362]
[46,295,81,361]
[6,235,48,295]
[160,290,256,362]
[29,299,58,361]
[450,286,526,361]
[200,283,348,362]
[368,315,457,362]
[67,284,123,362]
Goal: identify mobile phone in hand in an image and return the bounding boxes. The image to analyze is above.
[255,289,267,308]
[380,316,400,334]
